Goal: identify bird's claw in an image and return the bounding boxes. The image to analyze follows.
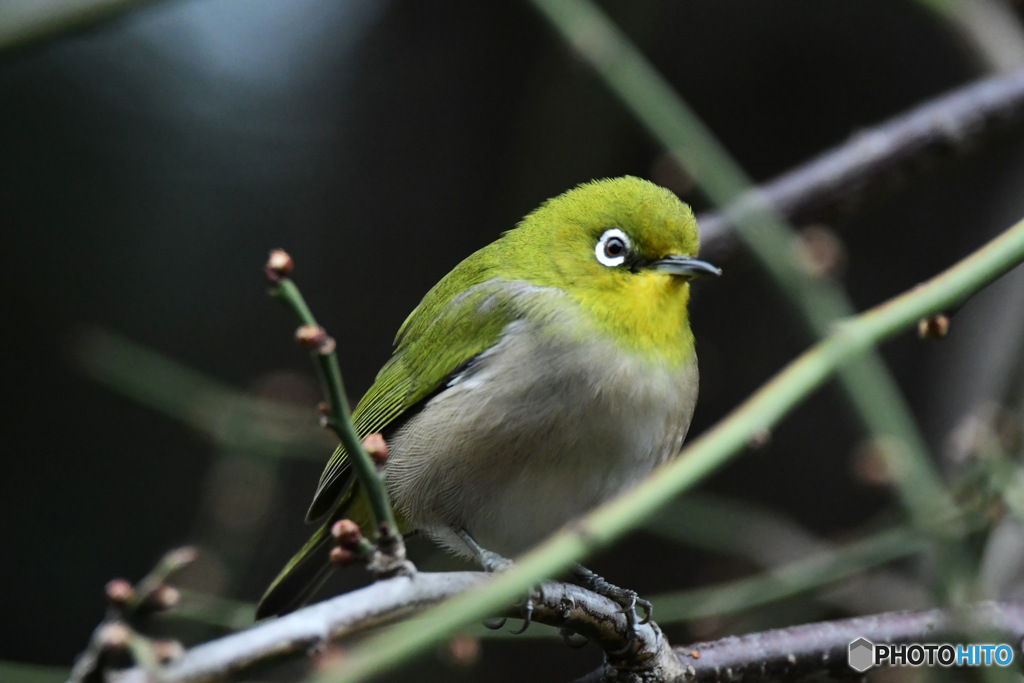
[509,595,534,634]
[484,588,537,634]
[559,627,589,649]
[570,564,650,652]
[636,597,653,625]
[483,617,507,630]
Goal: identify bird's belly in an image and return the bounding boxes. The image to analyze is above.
[383,323,699,559]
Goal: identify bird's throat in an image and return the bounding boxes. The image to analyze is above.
[570,271,696,367]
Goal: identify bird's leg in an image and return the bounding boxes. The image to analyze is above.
[456,529,513,572]
[570,564,651,649]
[457,529,535,633]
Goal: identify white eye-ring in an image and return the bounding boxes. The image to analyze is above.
[595,228,631,267]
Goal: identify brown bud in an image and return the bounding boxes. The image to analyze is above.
[265,249,294,283]
[331,519,364,547]
[317,401,331,429]
[794,225,846,278]
[153,639,186,663]
[99,622,133,650]
[166,546,199,567]
[363,433,389,465]
[295,325,327,349]
[329,546,356,567]
[146,584,181,611]
[441,634,481,668]
[690,649,701,659]
[106,578,135,606]
[917,314,950,340]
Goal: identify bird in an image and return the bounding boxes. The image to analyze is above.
[257,175,720,622]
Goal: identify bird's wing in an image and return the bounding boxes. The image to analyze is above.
[305,277,557,522]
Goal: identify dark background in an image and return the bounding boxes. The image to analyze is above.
[3,1,1024,680]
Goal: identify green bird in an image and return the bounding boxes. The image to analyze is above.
[257,176,719,620]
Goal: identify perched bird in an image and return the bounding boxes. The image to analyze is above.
[257,176,719,619]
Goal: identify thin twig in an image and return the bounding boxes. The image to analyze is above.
[68,548,196,683]
[266,252,405,559]
[73,327,331,460]
[698,67,1024,259]
[650,525,926,623]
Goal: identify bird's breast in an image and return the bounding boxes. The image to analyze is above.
[382,316,699,559]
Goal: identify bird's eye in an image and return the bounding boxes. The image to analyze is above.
[595,228,630,267]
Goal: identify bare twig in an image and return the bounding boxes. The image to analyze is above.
[69,548,197,683]
[265,250,408,571]
[697,67,1024,259]
[569,601,1024,683]
[673,601,1024,682]
[109,573,664,683]
[104,595,1024,683]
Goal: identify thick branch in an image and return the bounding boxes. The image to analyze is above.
[574,601,1024,683]
[109,573,663,683]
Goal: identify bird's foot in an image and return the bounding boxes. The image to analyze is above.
[571,564,651,653]
[479,574,541,635]
[457,528,538,634]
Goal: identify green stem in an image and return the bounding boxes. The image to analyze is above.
[313,215,1024,682]
[645,525,922,622]
[73,328,327,460]
[271,278,400,540]
[528,0,954,544]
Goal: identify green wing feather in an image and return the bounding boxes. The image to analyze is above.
[305,274,535,522]
[258,253,554,617]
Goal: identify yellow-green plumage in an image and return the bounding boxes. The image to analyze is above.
[257,176,715,618]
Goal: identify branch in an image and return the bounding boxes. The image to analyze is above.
[69,548,197,683]
[574,601,1024,683]
[109,573,665,683]
[265,251,407,567]
[312,213,1024,682]
[697,67,1024,259]
[72,328,332,461]
[108,591,1024,683]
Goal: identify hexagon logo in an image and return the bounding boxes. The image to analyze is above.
[849,637,875,673]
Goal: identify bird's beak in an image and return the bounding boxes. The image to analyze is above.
[649,255,722,279]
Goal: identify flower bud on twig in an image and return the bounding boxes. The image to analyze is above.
[363,433,389,465]
[917,313,950,340]
[264,249,294,283]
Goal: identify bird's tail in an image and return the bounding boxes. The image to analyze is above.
[255,521,335,619]
[256,483,376,619]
